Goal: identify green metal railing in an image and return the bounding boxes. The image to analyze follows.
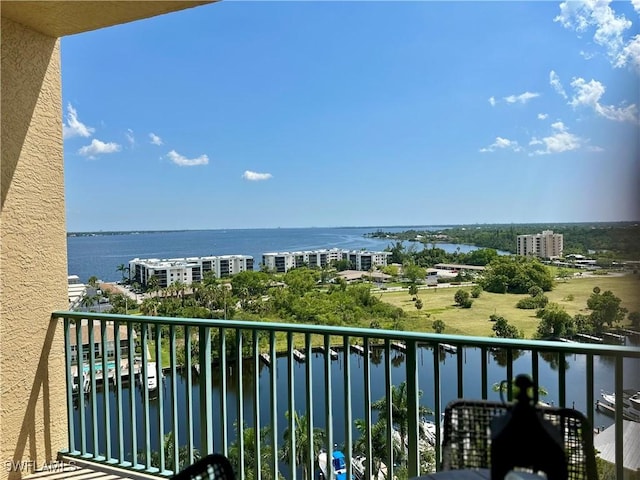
[55,311,640,479]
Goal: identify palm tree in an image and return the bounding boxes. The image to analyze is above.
[353,417,403,478]
[228,423,274,480]
[371,381,432,456]
[279,411,326,480]
[145,430,200,473]
[116,263,129,283]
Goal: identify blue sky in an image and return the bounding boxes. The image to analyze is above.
[61,1,640,232]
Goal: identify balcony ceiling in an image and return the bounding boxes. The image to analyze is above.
[1,1,215,37]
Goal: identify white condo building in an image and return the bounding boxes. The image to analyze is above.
[129,255,254,288]
[516,230,563,259]
[262,248,391,273]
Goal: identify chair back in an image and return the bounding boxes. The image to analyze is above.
[441,399,598,480]
[171,453,235,480]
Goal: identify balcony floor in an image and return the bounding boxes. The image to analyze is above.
[24,457,163,480]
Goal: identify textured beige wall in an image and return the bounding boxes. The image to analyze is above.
[1,17,68,480]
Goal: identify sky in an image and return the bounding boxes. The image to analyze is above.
[61,1,640,232]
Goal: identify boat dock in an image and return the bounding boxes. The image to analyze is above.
[595,400,640,422]
[440,343,458,353]
[576,333,604,344]
[602,332,626,344]
[391,342,406,352]
[351,344,369,356]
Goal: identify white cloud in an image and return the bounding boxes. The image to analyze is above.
[125,129,135,145]
[549,71,568,99]
[618,34,640,73]
[537,113,549,120]
[78,139,121,157]
[242,170,273,181]
[569,77,639,123]
[531,122,583,155]
[554,1,636,71]
[588,145,605,152]
[149,133,163,145]
[503,91,540,104]
[488,96,496,107]
[479,136,522,153]
[633,0,640,14]
[167,150,208,167]
[63,103,95,139]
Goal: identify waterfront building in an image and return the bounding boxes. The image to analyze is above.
[261,248,391,273]
[129,255,254,288]
[516,230,563,259]
[69,319,132,364]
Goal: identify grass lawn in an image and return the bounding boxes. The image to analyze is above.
[378,273,640,339]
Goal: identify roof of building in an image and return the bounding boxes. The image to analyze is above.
[593,420,640,471]
[69,319,133,346]
[336,270,392,282]
[433,263,485,271]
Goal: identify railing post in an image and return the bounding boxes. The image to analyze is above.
[199,325,213,455]
[406,339,419,478]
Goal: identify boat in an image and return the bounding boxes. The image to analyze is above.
[72,371,90,395]
[597,389,640,422]
[351,455,387,480]
[139,362,160,391]
[318,449,349,480]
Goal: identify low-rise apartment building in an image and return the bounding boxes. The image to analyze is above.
[516,230,563,259]
[129,255,254,288]
[262,248,391,273]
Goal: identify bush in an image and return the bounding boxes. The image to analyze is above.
[516,294,549,309]
[461,298,473,308]
[454,289,470,306]
[471,285,483,298]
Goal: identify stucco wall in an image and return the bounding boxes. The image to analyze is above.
[1,17,68,480]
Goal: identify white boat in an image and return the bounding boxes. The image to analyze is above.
[318,449,349,480]
[351,454,387,480]
[139,362,160,391]
[599,389,640,422]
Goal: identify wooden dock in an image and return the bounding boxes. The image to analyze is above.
[351,344,368,356]
[440,343,458,353]
[602,332,626,344]
[576,333,603,344]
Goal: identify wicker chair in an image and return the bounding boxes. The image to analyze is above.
[441,392,598,479]
[171,453,235,480]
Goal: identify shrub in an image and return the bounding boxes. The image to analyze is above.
[471,285,483,298]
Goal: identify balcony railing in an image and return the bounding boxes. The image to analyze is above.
[53,311,640,479]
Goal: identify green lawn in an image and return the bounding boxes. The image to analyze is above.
[378,273,640,339]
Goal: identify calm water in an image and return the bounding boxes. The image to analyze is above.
[75,342,640,460]
[67,226,482,283]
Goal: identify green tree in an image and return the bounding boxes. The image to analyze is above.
[480,256,554,294]
[491,315,522,339]
[454,289,470,306]
[370,381,432,457]
[587,289,627,333]
[470,285,483,298]
[284,268,318,295]
[228,423,274,480]
[415,298,423,310]
[279,411,326,480]
[116,263,129,283]
[403,263,426,284]
[87,276,99,288]
[432,319,446,333]
[408,284,419,297]
[535,304,575,339]
[629,311,640,328]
